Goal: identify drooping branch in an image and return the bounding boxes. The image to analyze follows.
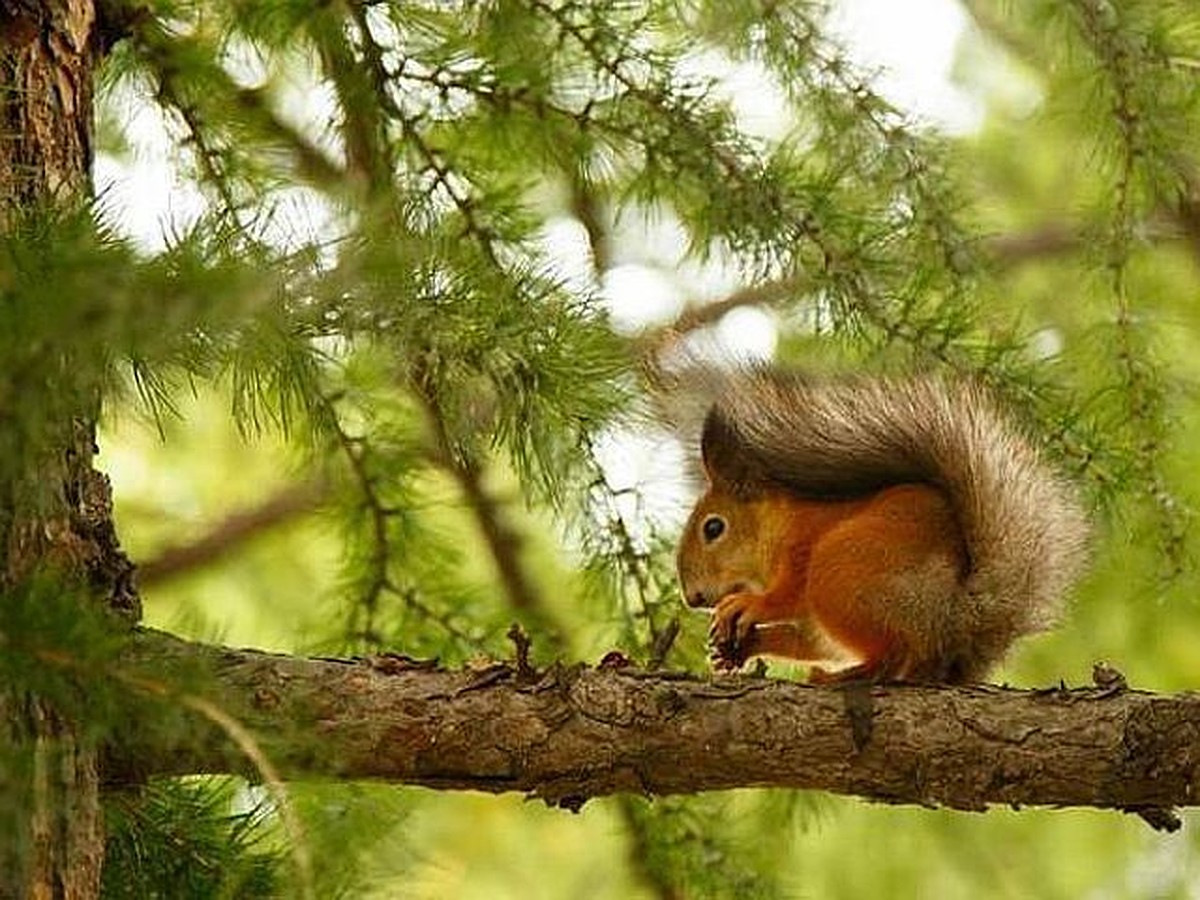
[107,630,1196,827]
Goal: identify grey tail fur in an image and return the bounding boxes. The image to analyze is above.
[709,368,1090,651]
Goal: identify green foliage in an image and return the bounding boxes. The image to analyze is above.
[0,576,129,871]
[5,0,1200,895]
[102,779,281,899]
[287,782,415,898]
[0,575,129,731]
[618,794,796,900]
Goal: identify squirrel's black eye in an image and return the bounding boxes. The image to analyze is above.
[702,515,725,542]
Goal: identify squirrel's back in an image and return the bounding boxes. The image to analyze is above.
[705,368,1089,674]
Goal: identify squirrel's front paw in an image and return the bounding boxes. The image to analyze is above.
[709,593,763,669]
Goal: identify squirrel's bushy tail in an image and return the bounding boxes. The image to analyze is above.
[712,369,1089,669]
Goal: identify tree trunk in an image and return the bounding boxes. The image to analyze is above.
[0,3,134,897]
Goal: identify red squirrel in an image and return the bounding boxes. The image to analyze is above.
[676,368,1089,683]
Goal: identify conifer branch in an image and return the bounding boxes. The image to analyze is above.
[1071,0,1191,573]
[107,631,1190,832]
[400,119,501,265]
[128,23,347,192]
[135,480,329,588]
[645,215,1187,358]
[328,406,390,643]
[568,170,612,276]
[345,6,506,263]
[229,86,347,190]
[409,368,567,653]
[146,47,237,216]
[528,0,821,251]
[569,159,682,676]
[307,11,390,192]
[618,794,683,900]
[563,150,679,667]
[323,396,482,652]
[580,437,677,654]
[958,0,1044,72]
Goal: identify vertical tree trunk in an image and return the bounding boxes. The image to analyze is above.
[0,0,94,216]
[0,3,135,897]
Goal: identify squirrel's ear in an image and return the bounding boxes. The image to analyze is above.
[700,406,765,493]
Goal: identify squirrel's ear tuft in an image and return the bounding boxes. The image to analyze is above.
[701,406,765,493]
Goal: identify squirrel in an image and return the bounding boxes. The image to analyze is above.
[675,367,1089,683]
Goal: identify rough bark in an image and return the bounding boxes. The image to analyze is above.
[104,630,1198,825]
[0,0,94,219]
[0,3,133,898]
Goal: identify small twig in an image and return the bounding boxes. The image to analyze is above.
[231,87,347,189]
[507,623,536,680]
[647,617,680,670]
[148,54,238,216]
[984,216,1181,268]
[351,8,503,265]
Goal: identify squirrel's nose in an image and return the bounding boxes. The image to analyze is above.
[686,590,712,609]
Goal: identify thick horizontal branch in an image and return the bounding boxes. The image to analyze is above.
[107,631,1200,821]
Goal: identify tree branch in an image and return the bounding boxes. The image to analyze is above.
[107,630,1195,827]
[409,371,565,651]
[644,216,1188,358]
[136,480,329,588]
